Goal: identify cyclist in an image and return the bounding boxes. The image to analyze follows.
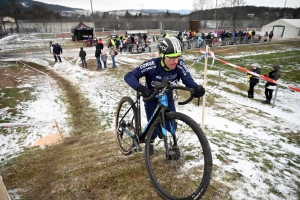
[124,37,205,155]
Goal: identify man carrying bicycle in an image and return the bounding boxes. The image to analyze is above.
[124,37,205,154]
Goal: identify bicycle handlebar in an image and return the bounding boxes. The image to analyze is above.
[142,78,195,105]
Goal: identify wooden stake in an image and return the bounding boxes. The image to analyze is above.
[202,45,208,130]
[16,61,19,70]
[54,120,64,142]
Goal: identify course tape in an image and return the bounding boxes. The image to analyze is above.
[200,50,300,93]
[0,121,54,128]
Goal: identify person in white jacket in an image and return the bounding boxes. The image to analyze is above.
[147,37,152,52]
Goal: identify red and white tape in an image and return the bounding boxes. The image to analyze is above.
[200,50,300,93]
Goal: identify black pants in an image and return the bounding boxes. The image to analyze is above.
[265,88,274,101]
[54,54,62,62]
[248,83,256,97]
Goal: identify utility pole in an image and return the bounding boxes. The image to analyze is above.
[90,0,93,15]
[90,0,96,38]
[284,0,287,8]
[214,0,217,30]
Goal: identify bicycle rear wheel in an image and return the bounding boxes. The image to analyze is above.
[115,97,137,155]
[145,111,212,200]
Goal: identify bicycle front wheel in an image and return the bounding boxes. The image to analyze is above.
[115,97,137,155]
[145,112,212,200]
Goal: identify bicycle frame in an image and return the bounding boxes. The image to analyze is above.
[118,91,173,144]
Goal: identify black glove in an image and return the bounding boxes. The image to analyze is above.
[193,85,205,98]
[137,85,153,98]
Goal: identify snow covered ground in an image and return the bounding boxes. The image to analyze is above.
[1,35,300,199]
[0,61,70,162]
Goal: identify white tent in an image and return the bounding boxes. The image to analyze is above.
[261,19,300,38]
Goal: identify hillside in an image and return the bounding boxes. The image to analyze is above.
[0,0,83,12]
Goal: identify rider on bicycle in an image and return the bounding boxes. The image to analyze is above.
[124,37,205,154]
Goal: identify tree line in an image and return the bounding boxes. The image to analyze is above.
[0,0,299,33]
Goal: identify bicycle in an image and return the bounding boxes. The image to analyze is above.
[115,77,212,199]
[83,39,97,47]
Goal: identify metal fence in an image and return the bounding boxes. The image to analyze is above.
[14,18,271,36]
[181,36,300,53]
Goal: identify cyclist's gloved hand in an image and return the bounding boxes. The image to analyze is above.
[137,85,153,98]
[193,85,205,98]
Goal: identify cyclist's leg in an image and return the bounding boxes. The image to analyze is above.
[144,99,160,139]
[144,99,157,121]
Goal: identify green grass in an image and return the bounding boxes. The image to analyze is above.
[0,88,34,118]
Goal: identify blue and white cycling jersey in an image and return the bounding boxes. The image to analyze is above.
[124,57,198,96]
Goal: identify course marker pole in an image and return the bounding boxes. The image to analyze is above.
[202,45,209,130]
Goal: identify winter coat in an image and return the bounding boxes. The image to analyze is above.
[49,43,53,53]
[109,46,115,56]
[147,38,152,46]
[96,43,103,51]
[101,52,107,62]
[108,39,115,48]
[249,67,261,84]
[79,49,86,59]
[95,49,101,57]
[53,44,62,55]
[266,65,280,87]
[269,31,273,39]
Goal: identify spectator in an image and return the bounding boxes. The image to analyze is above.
[264,31,269,42]
[115,35,120,48]
[143,33,147,44]
[247,63,261,98]
[52,43,62,63]
[123,38,127,52]
[147,37,152,52]
[198,35,203,46]
[97,39,103,50]
[87,35,92,46]
[49,41,56,62]
[130,35,135,44]
[108,36,117,68]
[178,30,182,37]
[263,65,280,104]
[95,46,102,70]
[101,50,108,69]
[119,38,123,53]
[163,32,169,38]
[252,29,256,37]
[268,31,273,42]
[79,47,87,68]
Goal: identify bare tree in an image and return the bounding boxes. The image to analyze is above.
[8,0,20,33]
[193,0,213,10]
[219,0,233,8]
[232,0,245,30]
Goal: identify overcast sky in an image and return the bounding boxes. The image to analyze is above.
[36,0,299,11]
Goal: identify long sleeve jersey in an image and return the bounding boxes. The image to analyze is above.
[124,57,198,97]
